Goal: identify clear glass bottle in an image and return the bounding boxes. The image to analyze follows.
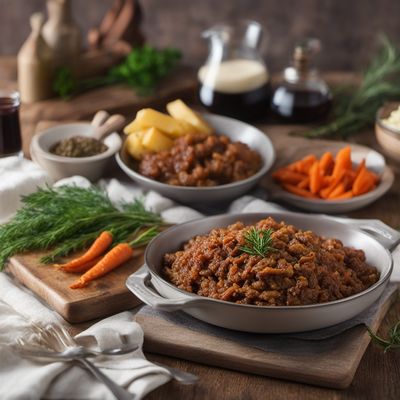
[271,39,332,123]
[198,20,271,121]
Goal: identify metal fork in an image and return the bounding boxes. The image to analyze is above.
[14,323,198,392]
[14,324,136,400]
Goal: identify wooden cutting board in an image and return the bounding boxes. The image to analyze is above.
[6,250,144,323]
[136,287,398,389]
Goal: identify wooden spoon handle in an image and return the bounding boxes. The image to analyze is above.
[91,110,110,127]
[93,114,126,141]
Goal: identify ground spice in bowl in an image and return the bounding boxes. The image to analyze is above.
[50,136,108,157]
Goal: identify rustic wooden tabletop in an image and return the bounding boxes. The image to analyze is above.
[1,57,399,400]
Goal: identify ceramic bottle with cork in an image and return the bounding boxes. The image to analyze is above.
[271,39,332,122]
[17,12,54,103]
[42,0,81,67]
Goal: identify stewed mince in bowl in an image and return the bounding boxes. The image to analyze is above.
[162,217,380,306]
[139,133,262,186]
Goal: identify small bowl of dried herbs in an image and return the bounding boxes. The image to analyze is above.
[30,122,122,181]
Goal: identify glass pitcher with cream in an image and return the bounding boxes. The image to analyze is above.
[198,20,270,121]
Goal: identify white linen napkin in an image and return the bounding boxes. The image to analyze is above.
[1,164,399,400]
[0,274,170,400]
[0,156,52,223]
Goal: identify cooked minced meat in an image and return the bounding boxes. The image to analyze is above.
[162,217,379,306]
[139,133,262,186]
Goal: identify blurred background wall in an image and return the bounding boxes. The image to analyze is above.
[0,0,399,72]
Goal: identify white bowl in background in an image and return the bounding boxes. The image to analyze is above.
[116,113,275,205]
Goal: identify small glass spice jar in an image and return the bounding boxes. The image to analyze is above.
[0,90,22,157]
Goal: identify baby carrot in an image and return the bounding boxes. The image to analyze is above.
[70,243,134,289]
[54,231,113,271]
[60,256,103,273]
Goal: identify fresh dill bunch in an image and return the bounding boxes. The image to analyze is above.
[368,321,400,353]
[239,227,276,258]
[304,35,400,138]
[0,186,162,268]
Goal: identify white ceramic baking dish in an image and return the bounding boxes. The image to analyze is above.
[126,212,399,333]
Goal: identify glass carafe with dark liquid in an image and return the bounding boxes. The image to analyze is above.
[198,20,271,121]
[271,39,332,122]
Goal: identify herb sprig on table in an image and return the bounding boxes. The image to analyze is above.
[239,227,276,258]
[304,36,400,138]
[0,186,162,269]
[53,45,182,99]
[368,321,400,352]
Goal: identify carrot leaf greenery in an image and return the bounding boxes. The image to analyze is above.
[0,186,162,268]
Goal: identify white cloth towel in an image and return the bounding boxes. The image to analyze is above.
[0,156,52,223]
[0,275,170,400]
[0,163,399,400]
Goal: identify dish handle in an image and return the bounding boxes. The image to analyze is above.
[325,216,400,251]
[126,266,206,311]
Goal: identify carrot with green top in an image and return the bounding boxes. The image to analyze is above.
[60,256,103,273]
[70,227,158,289]
[70,244,134,289]
[54,231,113,271]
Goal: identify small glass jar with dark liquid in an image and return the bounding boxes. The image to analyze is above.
[0,90,22,157]
[271,39,332,122]
[198,21,271,121]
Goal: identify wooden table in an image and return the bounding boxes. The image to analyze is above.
[1,58,399,399]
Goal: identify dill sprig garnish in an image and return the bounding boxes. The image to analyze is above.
[304,35,400,138]
[368,321,400,353]
[239,227,276,258]
[0,186,162,268]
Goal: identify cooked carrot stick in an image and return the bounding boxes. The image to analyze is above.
[319,152,334,175]
[272,169,306,184]
[309,161,322,194]
[295,155,318,174]
[319,170,346,199]
[355,159,366,176]
[281,183,318,199]
[332,146,352,177]
[321,176,332,188]
[70,243,134,289]
[60,256,103,273]
[54,231,113,271]
[353,166,376,196]
[297,177,310,189]
[329,190,353,200]
[328,182,345,199]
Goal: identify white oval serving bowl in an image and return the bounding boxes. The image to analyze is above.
[116,113,275,204]
[30,123,122,182]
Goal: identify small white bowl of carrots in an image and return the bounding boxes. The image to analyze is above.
[271,146,394,213]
